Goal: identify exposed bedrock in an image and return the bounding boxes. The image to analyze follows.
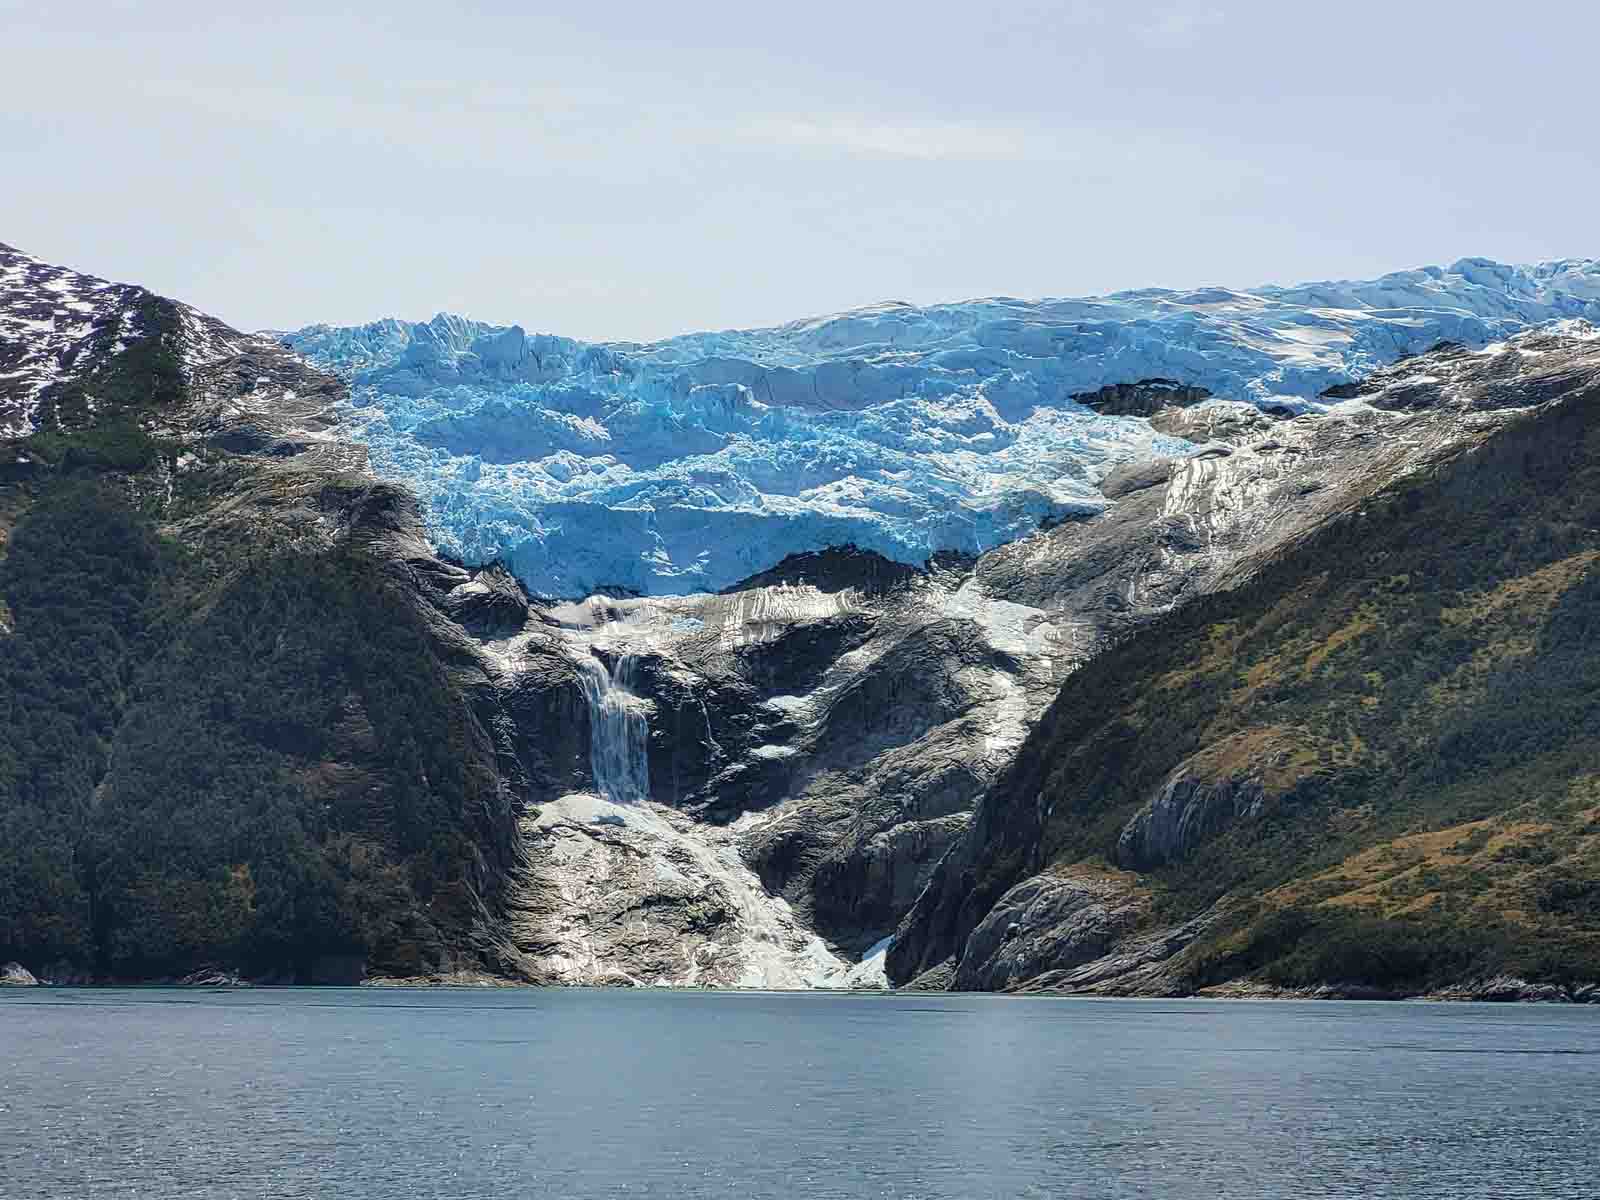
[1111,728,1318,872]
[480,533,1075,978]
[891,326,1600,994]
[1,962,39,987]
[1115,775,1268,872]
[507,793,853,988]
[1073,378,1211,418]
[950,869,1149,992]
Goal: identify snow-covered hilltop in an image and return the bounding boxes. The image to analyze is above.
[0,244,148,438]
[285,257,1599,598]
[0,241,322,445]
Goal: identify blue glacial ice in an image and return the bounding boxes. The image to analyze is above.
[283,257,1600,598]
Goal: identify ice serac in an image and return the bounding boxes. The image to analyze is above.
[284,259,1600,599]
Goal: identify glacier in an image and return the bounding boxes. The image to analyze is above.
[284,257,1600,598]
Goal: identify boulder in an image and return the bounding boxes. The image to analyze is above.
[1,962,39,987]
[177,966,247,988]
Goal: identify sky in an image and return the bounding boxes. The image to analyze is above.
[3,0,1597,342]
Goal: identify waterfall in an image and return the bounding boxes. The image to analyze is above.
[577,651,650,803]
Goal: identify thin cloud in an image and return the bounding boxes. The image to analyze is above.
[1137,5,1226,43]
[736,116,1068,162]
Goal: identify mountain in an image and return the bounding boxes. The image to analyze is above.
[3,240,1599,998]
[0,243,523,983]
[888,329,1600,999]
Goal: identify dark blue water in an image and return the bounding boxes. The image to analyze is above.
[2,988,1597,1198]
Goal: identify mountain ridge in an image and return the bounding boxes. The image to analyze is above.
[4,240,1600,1000]
[889,329,1600,998]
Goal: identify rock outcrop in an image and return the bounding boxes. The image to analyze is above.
[1112,729,1318,871]
[892,325,1600,995]
[949,868,1149,992]
[1074,379,1211,418]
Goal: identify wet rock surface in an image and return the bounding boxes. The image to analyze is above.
[508,793,851,988]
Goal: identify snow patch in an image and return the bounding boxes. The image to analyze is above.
[522,792,854,989]
[841,935,894,990]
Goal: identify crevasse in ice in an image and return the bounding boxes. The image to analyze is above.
[284,257,1600,598]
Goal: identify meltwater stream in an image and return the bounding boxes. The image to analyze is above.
[575,650,650,803]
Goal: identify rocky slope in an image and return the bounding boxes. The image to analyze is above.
[0,243,525,983]
[889,326,1600,998]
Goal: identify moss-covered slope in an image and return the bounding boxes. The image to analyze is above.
[892,333,1600,997]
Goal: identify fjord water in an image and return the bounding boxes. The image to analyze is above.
[3,990,1596,1198]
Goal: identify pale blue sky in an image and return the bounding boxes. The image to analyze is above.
[3,0,1596,340]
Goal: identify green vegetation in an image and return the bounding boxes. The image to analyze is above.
[22,418,173,472]
[0,472,515,981]
[1189,900,1600,993]
[0,482,165,965]
[30,295,187,434]
[970,394,1600,991]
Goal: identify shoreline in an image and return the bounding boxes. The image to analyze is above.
[6,975,1598,1004]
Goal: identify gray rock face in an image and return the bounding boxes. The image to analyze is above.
[492,551,1066,981]
[1115,770,1268,871]
[1023,908,1227,996]
[1098,459,1174,500]
[951,871,1148,992]
[1,962,39,986]
[902,959,958,991]
[176,967,246,987]
[1074,378,1211,418]
[441,564,531,634]
[1431,977,1586,1004]
[809,812,973,949]
[508,793,852,987]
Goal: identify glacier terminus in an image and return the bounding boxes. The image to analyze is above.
[283,258,1600,599]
